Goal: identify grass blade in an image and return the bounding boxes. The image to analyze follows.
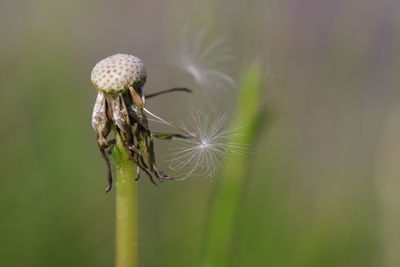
[200,63,265,267]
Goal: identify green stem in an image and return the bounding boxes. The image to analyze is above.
[112,135,138,267]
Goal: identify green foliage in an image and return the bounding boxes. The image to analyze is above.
[200,63,266,267]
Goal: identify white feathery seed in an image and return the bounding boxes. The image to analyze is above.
[176,28,235,94]
[91,54,147,93]
[169,112,246,179]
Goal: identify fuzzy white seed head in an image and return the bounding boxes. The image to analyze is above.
[176,28,235,95]
[91,54,147,93]
[169,113,245,179]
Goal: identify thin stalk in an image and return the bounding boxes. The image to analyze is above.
[200,63,265,267]
[111,135,138,267]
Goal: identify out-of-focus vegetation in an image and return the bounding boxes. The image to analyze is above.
[200,63,265,267]
[1,0,399,266]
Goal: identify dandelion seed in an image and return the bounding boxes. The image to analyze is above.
[175,27,235,95]
[168,112,246,179]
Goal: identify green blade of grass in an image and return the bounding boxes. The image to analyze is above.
[200,63,265,267]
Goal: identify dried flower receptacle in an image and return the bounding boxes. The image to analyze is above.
[91,54,193,191]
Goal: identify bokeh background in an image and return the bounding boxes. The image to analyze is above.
[1,0,400,266]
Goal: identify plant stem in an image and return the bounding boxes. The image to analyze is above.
[200,63,265,267]
[112,135,138,267]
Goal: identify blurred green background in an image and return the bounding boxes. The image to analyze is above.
[1,0,400,266]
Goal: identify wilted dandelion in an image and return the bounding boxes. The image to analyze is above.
[168,112,246,179]
[176,27,235,95]
[91,53,239,190]
[91,53,196,191]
